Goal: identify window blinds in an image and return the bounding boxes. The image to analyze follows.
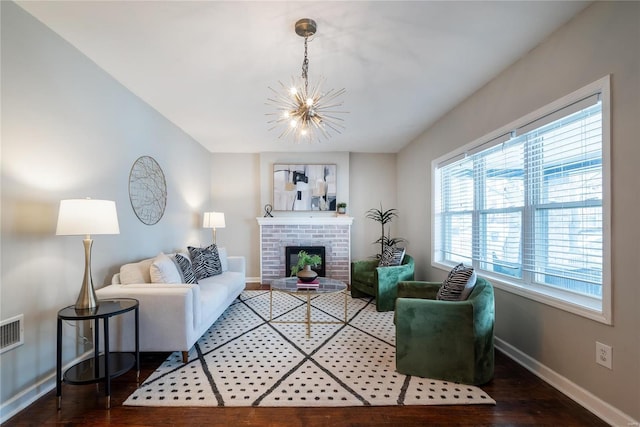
[436,95,603,297]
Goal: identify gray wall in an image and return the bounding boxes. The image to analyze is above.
[0,1,214,414]
[397,2,639,421]
[210,153,261,279]
[349,153,399,261]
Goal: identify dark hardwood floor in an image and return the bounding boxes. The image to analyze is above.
[4,350,607,426]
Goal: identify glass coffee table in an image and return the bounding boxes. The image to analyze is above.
[269,277,348,338]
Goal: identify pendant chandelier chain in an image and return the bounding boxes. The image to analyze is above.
[302,36,309,94]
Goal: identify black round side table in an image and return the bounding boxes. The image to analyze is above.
[56,298,139,409]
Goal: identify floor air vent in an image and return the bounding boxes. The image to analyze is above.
[1,314,24,353]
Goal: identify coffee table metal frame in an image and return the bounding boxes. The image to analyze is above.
[269,277,348,338]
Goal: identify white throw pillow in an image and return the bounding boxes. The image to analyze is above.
[120,258,154,285]
[150,252,182,284]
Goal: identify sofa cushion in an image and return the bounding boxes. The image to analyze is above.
[436,263,477,301]
[120,258,154,285]
[188,244,222,280]
[150,252,182,284]
[379,246,405,267]
[174,253,198,284]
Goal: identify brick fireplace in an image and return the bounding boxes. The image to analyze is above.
[257,216,353,284]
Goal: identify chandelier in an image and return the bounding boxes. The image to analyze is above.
[267,18,346,143]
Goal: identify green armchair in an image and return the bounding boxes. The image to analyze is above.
[394,277,495,385]
[350,254,415,311]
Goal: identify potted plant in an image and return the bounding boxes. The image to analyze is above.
[366,204,405,258]
[290,250,322,281]
[337,202,347,214]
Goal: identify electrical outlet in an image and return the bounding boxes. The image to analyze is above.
[596,341,612,369]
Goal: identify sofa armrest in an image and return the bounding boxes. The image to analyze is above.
[397,281,441,300]
[227,256,245,274]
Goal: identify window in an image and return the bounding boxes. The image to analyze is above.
[433,77,610,323]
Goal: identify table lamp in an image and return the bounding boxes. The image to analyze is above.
[56,199,120,310]
[203,211,225,244]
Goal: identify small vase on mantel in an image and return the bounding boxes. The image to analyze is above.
[297,265,318,282]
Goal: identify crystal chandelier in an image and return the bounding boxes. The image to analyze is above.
[267,18,346,143]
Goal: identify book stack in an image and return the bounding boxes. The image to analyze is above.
[296,278,320,289]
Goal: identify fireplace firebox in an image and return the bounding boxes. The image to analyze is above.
[285,246,326,278]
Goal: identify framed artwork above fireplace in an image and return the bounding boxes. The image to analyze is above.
[273,163,336,211]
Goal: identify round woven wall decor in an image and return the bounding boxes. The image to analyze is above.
[128,155,167,225]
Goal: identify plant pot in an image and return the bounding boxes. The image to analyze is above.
[296,265,318,282]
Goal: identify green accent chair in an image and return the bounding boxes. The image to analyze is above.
[394,277,495,385]
[350,254,415,312]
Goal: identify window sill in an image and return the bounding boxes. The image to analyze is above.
[432,262,612,325]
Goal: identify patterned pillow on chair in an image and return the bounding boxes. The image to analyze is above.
[378,246,406,267]
[436,263,477,301]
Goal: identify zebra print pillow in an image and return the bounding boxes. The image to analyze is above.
[188,244,223,280]
[174,253,198,284]
[436,263,477,301]
[378,246,406,267]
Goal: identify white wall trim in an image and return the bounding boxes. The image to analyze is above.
[0,350,93,424]
[495,337,637,427]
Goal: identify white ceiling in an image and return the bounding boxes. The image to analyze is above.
[16,1,590,154]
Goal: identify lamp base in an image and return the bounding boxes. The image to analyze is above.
[75,238,98,310]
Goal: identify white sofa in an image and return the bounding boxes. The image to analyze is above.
[96,247,245,363]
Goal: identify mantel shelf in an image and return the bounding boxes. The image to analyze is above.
[256,216,354,226]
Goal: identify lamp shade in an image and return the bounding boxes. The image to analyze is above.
[56,199,120,236]
[203,212,225,229]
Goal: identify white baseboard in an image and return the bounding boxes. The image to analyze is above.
[495,337,637,427]
[0,349,93,424]
[1,372,54,424]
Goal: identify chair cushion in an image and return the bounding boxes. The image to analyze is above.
[188,244,223,280]
[378,246,406,267]
[436,263,477,301]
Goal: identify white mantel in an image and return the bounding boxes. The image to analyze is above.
[257,216,353,284]
[257,216,354,226]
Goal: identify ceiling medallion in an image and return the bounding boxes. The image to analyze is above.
[266,18,347,143]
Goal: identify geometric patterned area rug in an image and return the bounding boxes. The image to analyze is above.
[124,290,495,407]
